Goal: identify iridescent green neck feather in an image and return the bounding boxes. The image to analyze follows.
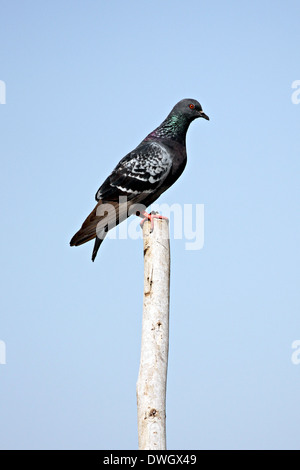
[145,112,191,144]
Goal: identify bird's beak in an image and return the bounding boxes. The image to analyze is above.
[199,110,209,120]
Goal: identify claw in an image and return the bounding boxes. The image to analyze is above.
[139,211,169,232]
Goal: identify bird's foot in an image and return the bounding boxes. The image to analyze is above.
[139,211,169,232]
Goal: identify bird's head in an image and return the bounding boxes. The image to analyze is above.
[172,98,209,121]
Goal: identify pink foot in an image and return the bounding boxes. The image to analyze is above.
[139,211,169,232]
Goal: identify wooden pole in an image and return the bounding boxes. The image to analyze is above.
[136,217,170,450]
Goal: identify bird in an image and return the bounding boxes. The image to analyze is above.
[70,98,209,261]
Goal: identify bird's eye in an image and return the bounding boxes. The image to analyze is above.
[189,103,195,109]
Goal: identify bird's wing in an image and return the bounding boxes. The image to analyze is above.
[70,142,172,249]
[95,141,172,201]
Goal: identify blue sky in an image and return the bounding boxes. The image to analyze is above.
[0,0,299,450]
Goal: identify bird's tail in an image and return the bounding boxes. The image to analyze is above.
[91,236,105,262]
[70,199,122,261]
[70,201,102,247]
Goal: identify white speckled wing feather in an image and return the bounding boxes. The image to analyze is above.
[95,142,172,201]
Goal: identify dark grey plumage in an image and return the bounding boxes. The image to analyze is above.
[70,98,209,261]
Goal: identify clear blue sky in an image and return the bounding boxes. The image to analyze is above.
[1,0,299,450]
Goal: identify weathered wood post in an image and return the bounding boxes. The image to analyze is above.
[136,218,170,450]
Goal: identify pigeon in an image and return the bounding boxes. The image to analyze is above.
[70,98,209,261]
